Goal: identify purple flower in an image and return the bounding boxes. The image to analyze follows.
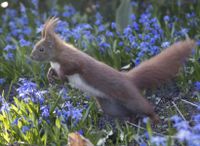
[78,129,84,135]
[193,114,200,123]
[22,126,30,134]
[20,3,26,13]
[36,24,44,34]
[0,78,6,85]
[180,28,189,36]
[59,87,70,99]
[170,115,182,124]
[123,26,132,37]
[31,0,38,8]
[196,40,200,46]
[125,47,131,53]
[134,57,140,65]
[22,27,32,36]
[164,16,170,22]
[19,38,31,47]
[41,106,50,118]
[161,41,170,48]
[12,118,19,125]
[111,22,116,29]
[3,45,16,51]
[140,142,147,146]
[132,22,139,31]
[151,136,166,146]
[194,81,200,90]
[130,14,136,21]
[71,108,82,121]
[118,42,124,47]
[0,102,9,112]
[62,6,76,17]
[4,52,14,61]
[98,25,105,32]
[105,31,113,37]
[17,78,37,99]
[176,129,191,141]
[99,42,111,49]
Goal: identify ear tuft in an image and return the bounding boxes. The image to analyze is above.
[42,17,59,39]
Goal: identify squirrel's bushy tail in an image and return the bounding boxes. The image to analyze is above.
[126,39,196,90]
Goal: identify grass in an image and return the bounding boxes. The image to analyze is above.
[0,0,200,145]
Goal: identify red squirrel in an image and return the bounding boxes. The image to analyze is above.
[30,18,196,124]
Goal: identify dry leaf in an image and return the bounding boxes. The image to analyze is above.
[68,132,94,146]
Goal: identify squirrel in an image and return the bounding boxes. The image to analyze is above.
[30,17,196,124]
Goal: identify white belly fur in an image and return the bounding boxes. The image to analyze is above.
[50,61,60,74]
[67,74,105,97]
[50,62,105,97]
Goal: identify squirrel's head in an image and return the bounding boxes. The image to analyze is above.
[31,17,59,62]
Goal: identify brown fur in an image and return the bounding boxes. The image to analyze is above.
[126,40,196,90]
[30,18,196,124]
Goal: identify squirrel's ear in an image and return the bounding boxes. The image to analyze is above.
[44,17,59,38]
[43,17,59,46]
[41,18,51,38]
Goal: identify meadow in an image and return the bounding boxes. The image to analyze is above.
[0,0,200,145]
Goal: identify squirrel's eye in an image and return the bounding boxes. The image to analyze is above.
[39,47,44,52]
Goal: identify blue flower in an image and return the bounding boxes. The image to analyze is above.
[130,14,136,21]
[123,26,132,37]
[161,41,170,48]
[9,21,17,29]
[176,129,191,141]
[151,136,166,146]
[20,3,26,13]
[17,17,29,25]
[111,22,116,29]
[41,106,50,118]
[4,52,14,61]
[17,78,37,99]
[78,129,84,135]
[19,38,31,47]
[128,35,136,43]
[134,57,140,65]
[105,31,113,37]
[99,42,111,49]
[196,40,200,47]
[125,47,131,53]
[59,88,70,99]
[5,9,17,17]
[12,118,19,125]
[22,126,30,134]
[140,142,147,146]
[0,102,9,112]
[164,15,170,22]
[22,27,32,36]
[31,0,38,8]
[150,46,159,55]
[194,81,200,90]
[0,78,6,85]
[62,6,76,18]
[95,12,103,24]
[180,28,189,36]
[193,114,200,124]
[132,22,139,31]
[71,108,82,121]
[98,25,105,32]
[170,115,182,124]
[118,42,124,47]
[3,45,16,51]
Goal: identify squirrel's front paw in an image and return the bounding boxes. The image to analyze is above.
[47,68,58,84]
